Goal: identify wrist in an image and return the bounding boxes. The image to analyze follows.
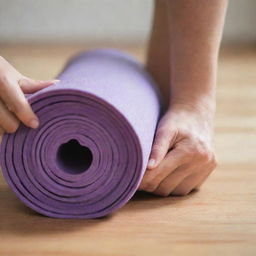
[168,94,216,118]
[169,63,217,111]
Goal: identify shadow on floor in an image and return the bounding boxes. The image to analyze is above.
[123,189,198,211]
[0,185,198,236]
[0,186,109,236]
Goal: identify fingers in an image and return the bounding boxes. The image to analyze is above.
[0,79,39,129]
[194,172,212,190]
[139,147,189,192]
[19,78,60,94]
[194,159,217,189]
[163,159,216,196]
[153,165,194,197]
[0,56,58,131]
[0,99,20,133]
[147,126,178,169]
[172,167,213,196]
[141,151,217,196]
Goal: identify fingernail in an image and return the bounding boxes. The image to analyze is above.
[148,159,156,168]
[30,119,39,129]
[52,79,60,83]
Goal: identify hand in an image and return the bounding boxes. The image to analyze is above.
[139,102,217,196]
[0,56,59,143]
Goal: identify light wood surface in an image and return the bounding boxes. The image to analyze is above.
[0,45,255,256]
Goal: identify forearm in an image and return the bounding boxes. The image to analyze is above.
[146,0,170,110]
[167,0,228,112]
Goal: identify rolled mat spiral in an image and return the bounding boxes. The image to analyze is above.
[0,49,162,219]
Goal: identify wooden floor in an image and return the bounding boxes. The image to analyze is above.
[0,45,255,256]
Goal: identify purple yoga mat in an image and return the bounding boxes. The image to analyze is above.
[0,49,162,218]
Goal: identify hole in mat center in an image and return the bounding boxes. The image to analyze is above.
[56,139,93,174]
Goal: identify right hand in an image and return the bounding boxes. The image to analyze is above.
[0,56,59,143]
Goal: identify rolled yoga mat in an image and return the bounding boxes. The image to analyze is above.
[0,49,162,219]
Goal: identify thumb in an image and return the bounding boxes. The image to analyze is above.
[19,78,60,94]
[147,127,177,170]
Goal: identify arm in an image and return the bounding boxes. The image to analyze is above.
[146,0,171,110]
[167,0,227,112]
[140,0,228,196]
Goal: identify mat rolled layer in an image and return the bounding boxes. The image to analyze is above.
[0,49,161,219]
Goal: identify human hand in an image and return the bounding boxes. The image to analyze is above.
[0,56,59,143]
[139,102,217,196]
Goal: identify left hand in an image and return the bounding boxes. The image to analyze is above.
[0,56,59,143]
[138,102,217,196]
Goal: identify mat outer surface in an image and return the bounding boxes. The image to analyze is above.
[0,49,161,218]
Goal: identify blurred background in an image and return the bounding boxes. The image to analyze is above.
[0,0,256,46]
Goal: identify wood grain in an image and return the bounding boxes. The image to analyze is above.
[0,45,255,256]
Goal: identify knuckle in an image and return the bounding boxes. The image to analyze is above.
[180,144,213,163]
[199,149,212,162]
[194,142,213,162]
[0,74,9,86]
